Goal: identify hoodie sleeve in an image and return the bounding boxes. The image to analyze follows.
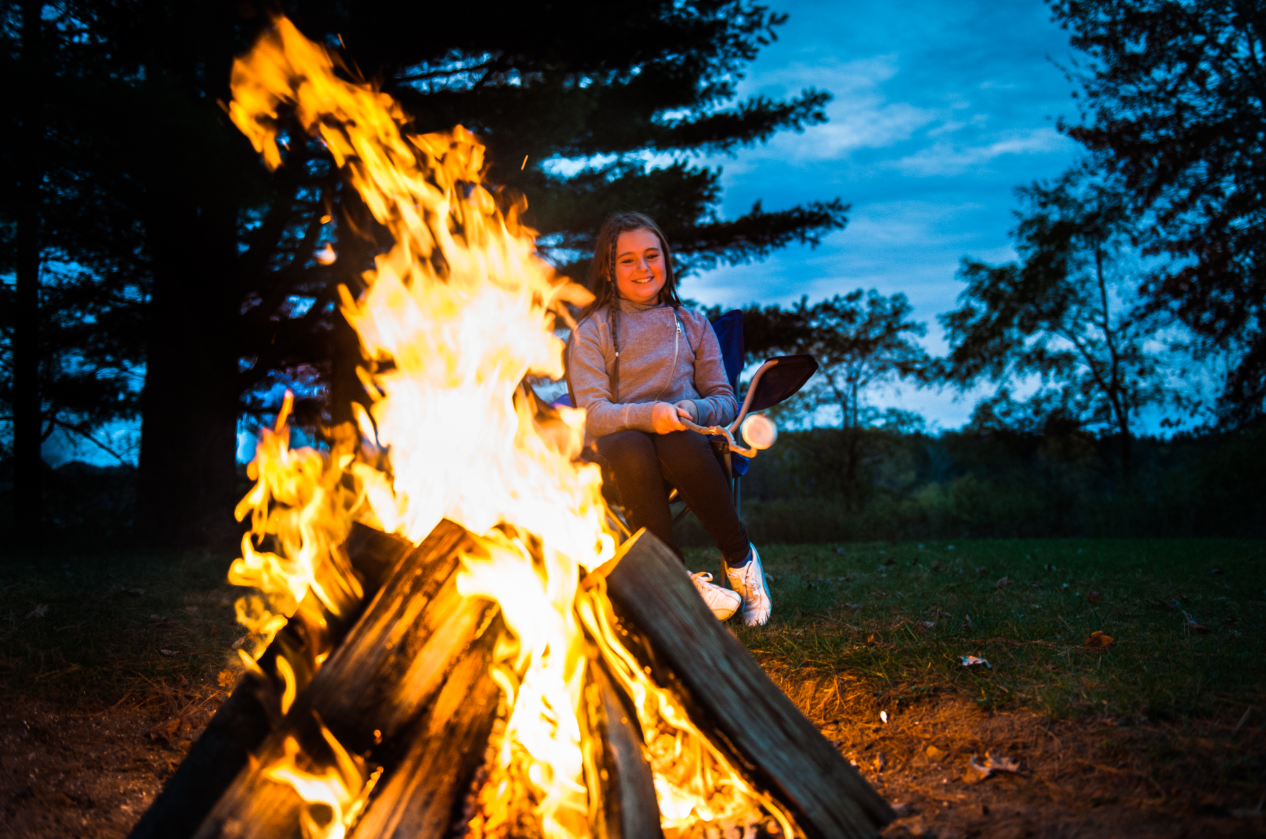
[687,312,739,428]
[568,314,657,437]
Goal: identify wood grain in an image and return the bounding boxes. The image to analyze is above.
[190,520,497,839]
[600,529,895,839]
[128,523,414,839]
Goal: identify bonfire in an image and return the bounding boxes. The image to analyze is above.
[127,17,893,839]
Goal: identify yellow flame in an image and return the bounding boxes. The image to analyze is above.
[577,587,793,838]
[264,720,382,839]
[228,16,789,839]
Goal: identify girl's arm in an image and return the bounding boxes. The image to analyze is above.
[568,318,659,437]
[688,315,739,427]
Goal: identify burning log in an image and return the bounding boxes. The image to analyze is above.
[128,523,414,839]
[585,655,663,839]
[593,530,896,839]
[189,520,498,839]
[347,624,503,839]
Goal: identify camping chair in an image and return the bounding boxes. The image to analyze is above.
[556,309,817,525]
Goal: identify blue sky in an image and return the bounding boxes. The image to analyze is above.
[684,0,1083,428]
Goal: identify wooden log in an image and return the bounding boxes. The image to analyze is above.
[348,617,505,839]
[128,523,414,839]
[190,519,497,839]
[594,529,895,839]
[586,654,664,839]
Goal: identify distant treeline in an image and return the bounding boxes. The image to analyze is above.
[2,421,1261,548]
[675,423,1266,547]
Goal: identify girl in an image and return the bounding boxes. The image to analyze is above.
[567,211,771,626]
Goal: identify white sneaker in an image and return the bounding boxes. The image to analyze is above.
[690,572,741,621]
[725,545,772,626]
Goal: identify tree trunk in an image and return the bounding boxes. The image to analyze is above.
[12,0,45,539]
[136,192,242,548]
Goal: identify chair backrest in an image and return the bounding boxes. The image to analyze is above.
[709,309,745,394]
[746,354,819,413]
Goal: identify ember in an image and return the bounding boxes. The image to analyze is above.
[128,16,891,839]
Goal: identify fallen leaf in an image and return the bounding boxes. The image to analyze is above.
[1085,630,1114,648]
[995,577,1010,589]
[1086,591,1102,604]
[961,655,991,668]
[23,604,48,619]
[210,625,221,635]
[1029,582,1043,590]
[926,745,946,761]
[966,752,1021,782]
[159,649,177,657]
[919,621,936,630]
[963,614,974,630]
[184,606,199,613]
[880,710,889,724]
[217,670,236,688]
[875,752,887,771]
[231,635,249,650]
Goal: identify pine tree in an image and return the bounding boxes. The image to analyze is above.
[29,0,848,546]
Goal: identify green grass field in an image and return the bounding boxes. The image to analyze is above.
[5,537,1261,723]
[2,537,1264,814]
[682,539,1265,723]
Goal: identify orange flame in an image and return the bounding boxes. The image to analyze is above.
[228,16,790,839]
[264,718,383,839]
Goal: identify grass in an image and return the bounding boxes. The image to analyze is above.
[686,538,1266,723]
[2,537,1264,809]
[4,538,1263,719]
[0,548,244,710]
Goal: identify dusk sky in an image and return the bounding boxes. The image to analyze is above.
[686,0,1082,428]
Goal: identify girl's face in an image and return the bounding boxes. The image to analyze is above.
[613,228,667,305]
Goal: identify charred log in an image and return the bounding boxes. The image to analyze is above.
[190,519,497,839]
[128,523,414,839]
[349,619,505,839]
[595,529,895,839]
[585,654,663,839]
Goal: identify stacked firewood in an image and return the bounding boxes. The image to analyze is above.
[128,522,894,839]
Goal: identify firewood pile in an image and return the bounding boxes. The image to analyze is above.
[127,522,894,839]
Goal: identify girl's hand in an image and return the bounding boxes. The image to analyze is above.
[651,401,687,434]
[674,400,699,424]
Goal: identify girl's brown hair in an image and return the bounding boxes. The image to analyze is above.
[582,211,682,319]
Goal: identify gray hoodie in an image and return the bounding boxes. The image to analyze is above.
[568,298,738,441]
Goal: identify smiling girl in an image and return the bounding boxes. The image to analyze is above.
[567,211,771,626]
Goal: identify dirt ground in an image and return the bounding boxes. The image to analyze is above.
[1,674,1262,839]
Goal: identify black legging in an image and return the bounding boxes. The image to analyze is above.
[590,430,750,564]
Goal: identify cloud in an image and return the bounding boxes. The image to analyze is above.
[887,128,1072,176]
[733,56,939,161]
